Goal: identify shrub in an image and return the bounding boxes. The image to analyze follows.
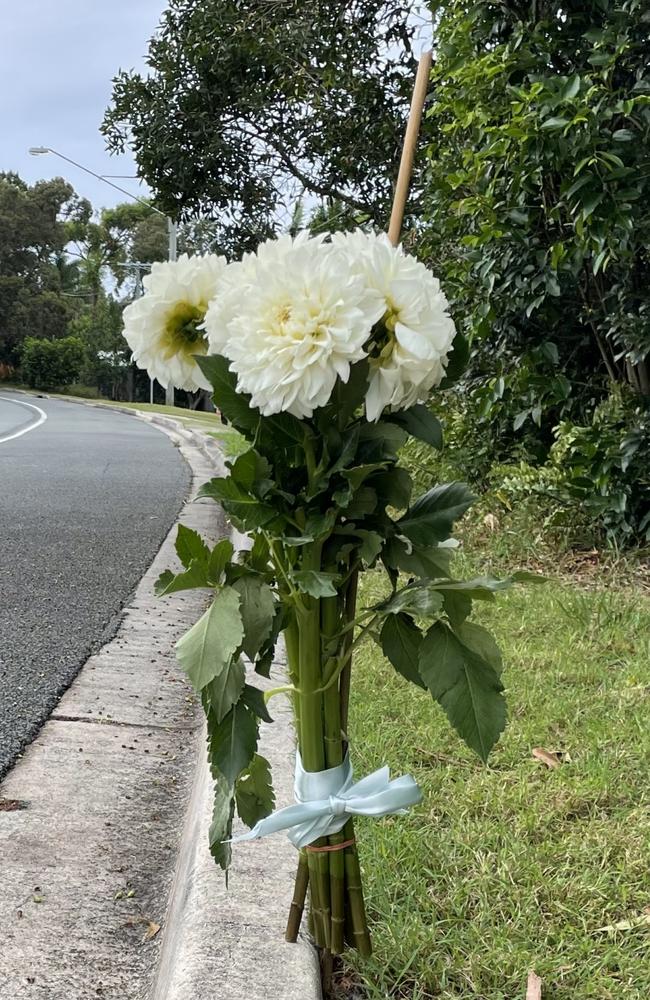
[497,390,650,546]
[65,382,104,399]
[20,336,85,391]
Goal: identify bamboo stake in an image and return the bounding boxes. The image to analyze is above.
[387,50,433,247]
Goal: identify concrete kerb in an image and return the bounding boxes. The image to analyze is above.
[0,404,321,1000]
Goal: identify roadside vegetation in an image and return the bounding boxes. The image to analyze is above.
[341,445,650,999]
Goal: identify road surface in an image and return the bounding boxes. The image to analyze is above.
[0,393,190,778]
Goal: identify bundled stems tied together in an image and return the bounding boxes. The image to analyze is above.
[284,561,371,957]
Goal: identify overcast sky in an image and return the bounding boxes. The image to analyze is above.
[0,0,166,212]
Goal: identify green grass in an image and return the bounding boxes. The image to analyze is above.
[342,533,650,999]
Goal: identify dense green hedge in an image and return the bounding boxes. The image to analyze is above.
[21,336,85,392]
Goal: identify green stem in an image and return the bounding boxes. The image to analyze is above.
[322,594,346,955]
[297,541,330,950]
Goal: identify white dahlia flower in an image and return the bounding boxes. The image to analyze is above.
[331,230,456,421]
[204,234,384,418]
[123,253,227,391]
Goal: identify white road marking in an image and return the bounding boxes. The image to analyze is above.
[0,397,48,444]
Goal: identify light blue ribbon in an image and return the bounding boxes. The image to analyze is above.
[230,752,422,849]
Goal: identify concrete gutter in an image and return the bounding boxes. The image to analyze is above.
[0,409,321,1000]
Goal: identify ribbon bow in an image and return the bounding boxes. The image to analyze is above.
[230,752,422,849]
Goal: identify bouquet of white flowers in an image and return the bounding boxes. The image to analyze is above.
[121,55,536,961]
[123,227,536,957]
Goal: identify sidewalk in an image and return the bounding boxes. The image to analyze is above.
[0,410,319,1000]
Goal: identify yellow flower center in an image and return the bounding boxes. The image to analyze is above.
[366,304,399,369]
[160,301,208,360]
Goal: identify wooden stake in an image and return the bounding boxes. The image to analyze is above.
[387,50,433,247]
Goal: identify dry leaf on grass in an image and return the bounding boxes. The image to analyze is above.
[526,971,542,999]
[532,747,562,769]
[595,910,650,934]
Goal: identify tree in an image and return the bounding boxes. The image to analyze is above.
[102,1,423,252]
[0,174,90,365]
[418,0,650,542]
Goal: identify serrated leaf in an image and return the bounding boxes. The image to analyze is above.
[377,585,444,616]
[232,576,276,660]
[454,622,503,674]
[235,754,275,828]
[344,486,378,518]
[175,524,210,569]
[388,405,443,449]
[175,587,243,691]
[154,559,210,597]
[383,536,453,578]
[228,449,273,494]
[209,778,235,871]
[196,354,259,440]
[204,657,246,724]
[207,538,234,585]
[419,621,506,761]
[431,576,514,601]
[370,467,413,511]
[381,613,426,689]
[198,477,277,529]
[241,683,273,723]
[208,701,258,786]
[358,421,408,461]
[293,570,339,598]
[399,482,476,547]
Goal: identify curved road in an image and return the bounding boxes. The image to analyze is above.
[0,393,190,778]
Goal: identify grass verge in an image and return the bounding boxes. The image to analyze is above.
[342,520,650,999]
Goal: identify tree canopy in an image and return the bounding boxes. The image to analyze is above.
[102,0,423,252]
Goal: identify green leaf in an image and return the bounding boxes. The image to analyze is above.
[175,586,244,691]
[208,777,235,871]
[383,536,453,578]
[431,576,514,601]
[232,576,276,660]
[198,477,277,530]
[208,700,258,786]
[358,422,408,462]
[439,331,469,389]
[228,449,273,494]
[154,559,209,596]
[204,657,246,724]
[241,683,273,723]
[340,463,387,492]
[377,585,444,616]
[454,622,503,674]
[399,482,476,547]
[175,524,210,569]
[381,613,426,689]
[419,621,506,761]
[541,116,569,130]
[293,570,339,598]
[235,754,275,828]
[387,405,443,449]
[355,529,383,565]
[344,486,377,518]
[370,467,413,511]
[196,354,259,439]
[207,538,234,585]
[442,590,472,628]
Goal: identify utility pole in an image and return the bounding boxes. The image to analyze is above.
[166,219,178,408]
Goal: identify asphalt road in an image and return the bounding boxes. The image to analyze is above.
[0,393,191,778]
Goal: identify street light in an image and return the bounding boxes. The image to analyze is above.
[29,145,177,405]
